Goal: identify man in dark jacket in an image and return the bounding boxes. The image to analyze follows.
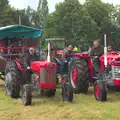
[22,47,39,84]
[90,40,104,57]
[90,40,104,72]
[24,47,39,68]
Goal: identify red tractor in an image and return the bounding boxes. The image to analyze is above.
[40,38,65,60]
[0,25,41,80]
[48,38,65,59]
[68,34,120,102]
[40,38,69,79]
[5,40,73,106]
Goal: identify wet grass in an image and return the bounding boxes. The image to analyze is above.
[0,80,120,120]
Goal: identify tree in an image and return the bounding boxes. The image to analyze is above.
[45,0,99,45]
[44,13,58,37]
[107,5,120,49]
[10,7,31,26]
[37,0,49,29]
[0,0,13,26]
[84,0,114,44]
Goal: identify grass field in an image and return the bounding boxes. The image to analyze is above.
[0,81,120,120]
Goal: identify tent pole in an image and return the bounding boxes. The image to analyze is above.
[19,15,21,25]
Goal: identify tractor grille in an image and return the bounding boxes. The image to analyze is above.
[112,66,120,79]
[40,68,56,83]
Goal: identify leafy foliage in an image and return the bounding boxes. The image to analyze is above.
[0,0,13,26]
[37,0,49,28]
[1,0,120,49]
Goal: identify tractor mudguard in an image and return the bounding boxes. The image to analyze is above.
[13,60,22,71]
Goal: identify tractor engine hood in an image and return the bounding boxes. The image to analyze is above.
[30,61,56,73]
[72,52,90,58]
[100,52,120,66]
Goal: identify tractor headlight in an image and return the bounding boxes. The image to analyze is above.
[114,67,120,72]
[116,70,120,74]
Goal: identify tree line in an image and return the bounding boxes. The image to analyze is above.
[1,0,120,50]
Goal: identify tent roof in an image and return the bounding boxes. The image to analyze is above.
[46,38,65,41]
[0,25,43,39]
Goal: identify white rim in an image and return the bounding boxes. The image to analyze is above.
[70,70,76,88]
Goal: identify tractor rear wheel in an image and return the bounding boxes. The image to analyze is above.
[22,84,32,106]
[70,57,89,94]
[5,61,20,98]
[94,80,107,102]
[62,83,73,102]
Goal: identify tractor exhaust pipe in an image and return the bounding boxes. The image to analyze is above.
[104,34,107,67]
[47,40,51,62]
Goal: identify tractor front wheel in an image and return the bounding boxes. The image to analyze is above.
[41,89,56,97]
[46,89,56,97]
[94,80,107,102]
[21,84,32,106]
[62,83,73,102]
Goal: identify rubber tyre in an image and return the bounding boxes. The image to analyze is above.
[69,56,89,94]
[94,80,107,102]
[46,89,56,97]
[5,61,20,98]
[22,84,32,106]
[62,83,73,102]
[63,74,68,83]
[48,90,56,97]
[40,88,45,96]
[41,89,56,97]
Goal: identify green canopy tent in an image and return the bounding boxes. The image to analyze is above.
[0,25,43,39]
[0,25,43,59]
[0,25,43,76]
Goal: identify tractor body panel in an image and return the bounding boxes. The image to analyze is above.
[31,61,56,89]
[70,52,120,86]
[13,60,23,71]
[100,52,120,86]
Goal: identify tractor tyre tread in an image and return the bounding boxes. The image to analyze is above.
[70,57,89,94]
[22,84,32,106]
[5,61,20,98]
[94,80,107,102]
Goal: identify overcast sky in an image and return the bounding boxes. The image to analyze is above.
[9,0,120,13]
